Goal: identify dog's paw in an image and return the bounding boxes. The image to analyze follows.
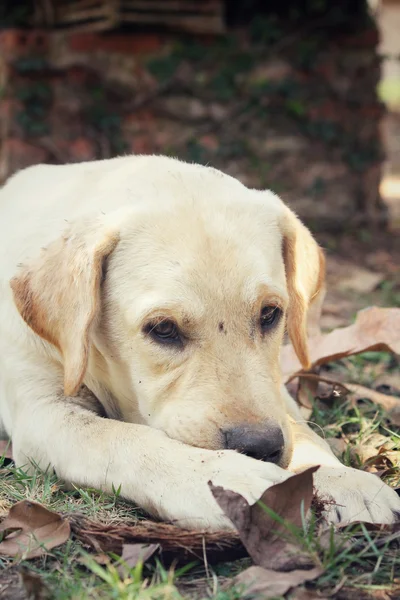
[313,465,400,525]
[156,449,293,530]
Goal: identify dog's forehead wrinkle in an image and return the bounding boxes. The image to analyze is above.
[111,231,287,328]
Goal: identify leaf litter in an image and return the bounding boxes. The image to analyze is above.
[117,543,159,577]
[211,467,323,598]
[0,306,399,597]
[281,306,400,379]
[0,500,70,559]
[210,467,319,571]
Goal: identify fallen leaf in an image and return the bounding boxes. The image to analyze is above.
[233,565,322,599]
[287,373,350,421]
[0,500,70,559]
[210,467,319,571]
[289,374,350,406]
[121,543,158,567]
[326,258,384,294]
[0,440,12,460]
[320,305,353,330]
[282,307,400,380]
[289,376,400,424]
[362,445,399,477]
[346,383,400,411]
[337,269,383,294]
[349,433,394,464]
[117,543,158,577]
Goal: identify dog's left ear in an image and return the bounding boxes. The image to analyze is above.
[280,206,326,369]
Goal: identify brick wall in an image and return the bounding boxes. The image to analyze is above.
[0,25,386,229]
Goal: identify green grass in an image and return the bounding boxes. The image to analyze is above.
[1,354,399,599]
[0,459,142,524]
[41,554,195,600]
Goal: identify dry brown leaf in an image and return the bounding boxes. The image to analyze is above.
[287,373,350,421]
[362,445,399,477]
[0,500,70,559]
[292,378,400,429]
[350,433,393,464]
[290,374,350,406]
[346,383,400,411]
[121,543,158,567]
[288,373,400,429]
[325,258,384,294]
[337,269,383,294]
[281,307,400,380]
[210,466,319,571]
[233,565,322,599]
[117,543,158,577]
[0,440,12,460]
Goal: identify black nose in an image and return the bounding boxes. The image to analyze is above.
[224,424,284,464]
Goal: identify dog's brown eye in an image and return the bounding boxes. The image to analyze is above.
[260,306,281,331]
[146,319,181,345]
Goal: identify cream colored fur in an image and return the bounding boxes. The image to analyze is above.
[0,155,399,529]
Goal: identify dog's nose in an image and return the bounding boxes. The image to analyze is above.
[224,424,284,464]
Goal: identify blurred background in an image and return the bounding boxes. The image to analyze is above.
[0,0,399,326]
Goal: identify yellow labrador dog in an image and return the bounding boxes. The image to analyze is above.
[0,155,399,529]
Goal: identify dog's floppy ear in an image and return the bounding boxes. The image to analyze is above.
[281,206,325,369]
[11,218,119,396]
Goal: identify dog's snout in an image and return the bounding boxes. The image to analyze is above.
[224,424,284,464]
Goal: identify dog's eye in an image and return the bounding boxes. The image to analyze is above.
[146,319,181,345]
[260,306,281,330]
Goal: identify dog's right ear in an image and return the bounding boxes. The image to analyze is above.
[280,206,326,370]
[11,217,119,397]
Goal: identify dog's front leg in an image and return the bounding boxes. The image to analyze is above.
[284,388,400,524]
[8,366,292,531]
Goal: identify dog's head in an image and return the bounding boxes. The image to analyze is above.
[11,159,324,468]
